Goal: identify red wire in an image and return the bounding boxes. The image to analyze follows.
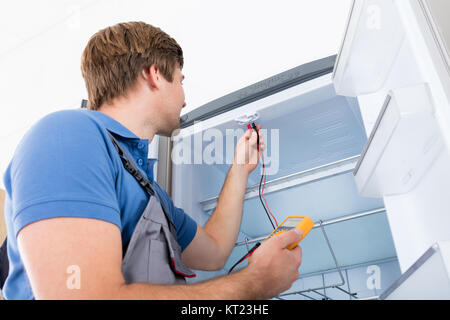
[260,149,278,227]
[247,123,279,228]
[241,245,258,263]
[243,251,253,260]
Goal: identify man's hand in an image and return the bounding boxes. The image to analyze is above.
[246,228,303,299]
[233,125,265,175]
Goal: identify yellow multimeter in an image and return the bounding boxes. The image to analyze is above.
[263,216,314,250]
[236,216,314,269]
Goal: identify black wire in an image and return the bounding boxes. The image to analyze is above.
[252,123,276,230]
[228,242,261,274]
[258,167,275,230]
[228,124,274,275]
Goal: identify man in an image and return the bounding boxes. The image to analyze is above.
[1,21,302,299]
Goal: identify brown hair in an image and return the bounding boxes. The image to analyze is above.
[81,21,184,110]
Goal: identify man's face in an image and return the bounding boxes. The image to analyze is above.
[158,67,186,136]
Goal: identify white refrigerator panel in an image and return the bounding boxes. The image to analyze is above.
[333,0,450,297]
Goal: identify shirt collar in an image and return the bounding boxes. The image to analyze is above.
[85,110,140,140]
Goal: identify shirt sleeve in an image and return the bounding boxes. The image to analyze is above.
[8,111,121,238]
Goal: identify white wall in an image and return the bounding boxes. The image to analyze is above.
[0,0,352,188]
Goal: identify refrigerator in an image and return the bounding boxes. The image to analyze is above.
[151,0,450,300]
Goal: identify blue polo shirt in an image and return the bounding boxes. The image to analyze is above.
[1,109,197,300]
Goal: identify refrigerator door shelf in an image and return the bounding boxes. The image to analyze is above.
[353,83,444,197]
[380,241,450,299]
[333,0,406,97]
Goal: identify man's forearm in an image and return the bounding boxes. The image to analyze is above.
[116,265,263,300]
[202,164,249,262]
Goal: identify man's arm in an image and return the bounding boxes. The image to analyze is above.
[18,216,302,299]
[182,127,264,270]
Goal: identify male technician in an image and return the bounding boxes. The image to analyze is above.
[1,21,302,299]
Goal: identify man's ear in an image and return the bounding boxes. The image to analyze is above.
[141,65,161,90]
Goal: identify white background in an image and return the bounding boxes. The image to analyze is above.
[0,0,352,188]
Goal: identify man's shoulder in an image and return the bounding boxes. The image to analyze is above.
[5,109,123,241]
[34,109,104,132]
[24,109,108,144]
[14,109,110,162]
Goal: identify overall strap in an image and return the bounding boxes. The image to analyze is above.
[106,131,177,232]
[0,237,8,290]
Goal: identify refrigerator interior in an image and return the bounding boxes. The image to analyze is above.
[171,73,401,300]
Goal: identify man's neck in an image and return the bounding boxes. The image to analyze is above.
[98,100,156,142]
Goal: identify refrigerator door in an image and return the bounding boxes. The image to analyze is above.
[333,0,450,298]
[169,55,401,299]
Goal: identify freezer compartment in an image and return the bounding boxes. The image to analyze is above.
[353,83,444,197]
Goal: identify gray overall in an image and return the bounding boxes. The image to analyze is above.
[107,131,196,285]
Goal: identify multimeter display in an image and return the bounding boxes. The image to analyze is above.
[273,217,304,232]
[264,216,314,250]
